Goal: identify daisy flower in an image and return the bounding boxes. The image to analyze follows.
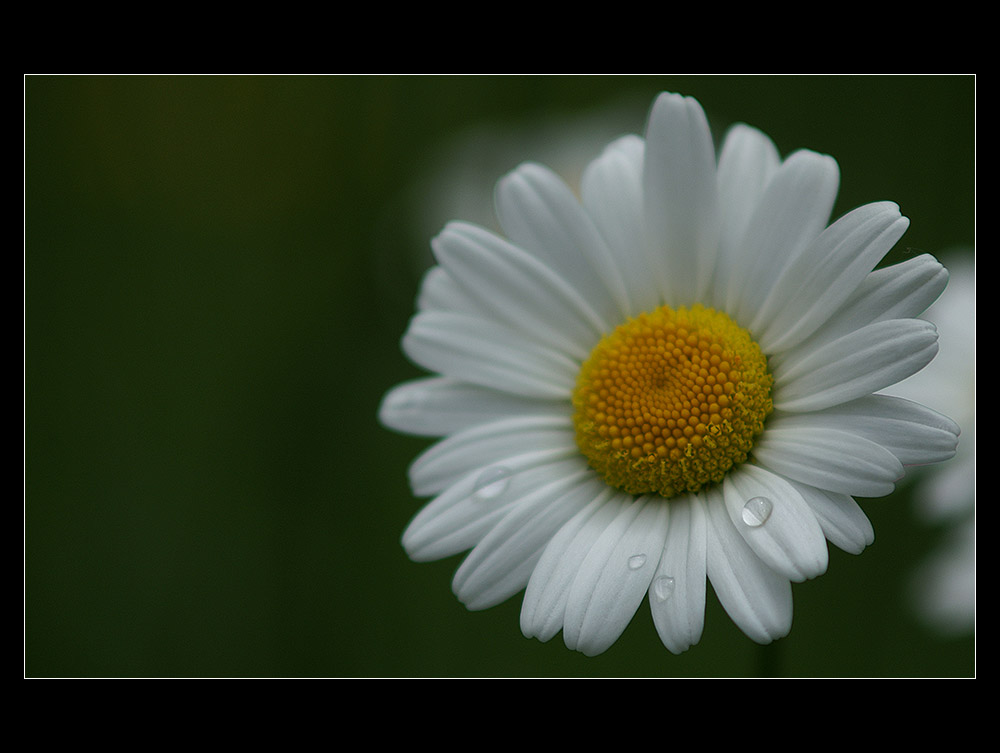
[379,91,961,657]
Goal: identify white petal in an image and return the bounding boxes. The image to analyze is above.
[722,465,829,582]
[563,495,670,656]
[648,495,707,654]
[494,161,629,326]
[713,124,781,310]
[731,149,840,326]
[402,456,587,563]
[768,395,960,468]
[407,415,576,497]
[844,254,951,322]
[452,469,599,610]
[402,310,579,400]
[379,376,571,438]
[773,318,939,412]
[432,221,606,360]
[768,255,948,372]
[704,487,793,644]
[791,481,874,555]
[415,265,479,314]
[581,134,658,316]
[643,92,719,306]
[520,490,623,643]
[753,426,904,498]
[757,202,910,353]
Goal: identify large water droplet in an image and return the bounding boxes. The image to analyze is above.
[653,576,676,602]
[472,467,511,501]
[627,554,647,570]
[742,496,773,527]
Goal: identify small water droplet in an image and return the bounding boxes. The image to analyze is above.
[472,467,511,501]
[627,554,647,570]
[742,496,773,527]
[653,576,676,602]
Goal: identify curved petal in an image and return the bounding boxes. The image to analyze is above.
[768,255,948,373]
[562,495,670,656]
[713,124,781,310]
[643,92,719,307]
[730,149,840,326]
[704,486,794,644]
[520,489,624,643]
[415,265,479,314]
[790,480,874,555]
[432,221,606,360]
[722,464,829,582]
[407,415,576,496]
[494,161,629,327]
[452,468,599,610]
[402,310,579,400]
[648,494,708,654]
[767,395,960,468]
[772,318,939,412]
[757,202,910,353]
[752,426,904,498]
[402,456,588,563]
[581,134,658,316]
[379,376,571,438]
[841,254,950,323]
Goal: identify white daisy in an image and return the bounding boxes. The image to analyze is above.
[379,91,961,657]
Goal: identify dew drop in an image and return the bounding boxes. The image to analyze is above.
[472,467,511,501]
[627,554,647,570]
[653,576,676,603]
[742,496,773,527]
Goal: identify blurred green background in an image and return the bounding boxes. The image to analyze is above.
[25,74,975,677]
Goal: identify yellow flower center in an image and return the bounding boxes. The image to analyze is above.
[572,304,773,498]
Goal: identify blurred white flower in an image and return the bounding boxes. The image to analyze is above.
[402,96,648,270]
[889,253,975,636]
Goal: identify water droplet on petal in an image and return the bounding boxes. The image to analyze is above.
[472,467,511,501]
[627,554,647,570]
[742,496,773,527]
[653,576,676,602]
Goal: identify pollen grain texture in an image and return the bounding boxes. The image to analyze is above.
[572,304,773,498]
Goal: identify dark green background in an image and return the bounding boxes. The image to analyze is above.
[25,75,975,677]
